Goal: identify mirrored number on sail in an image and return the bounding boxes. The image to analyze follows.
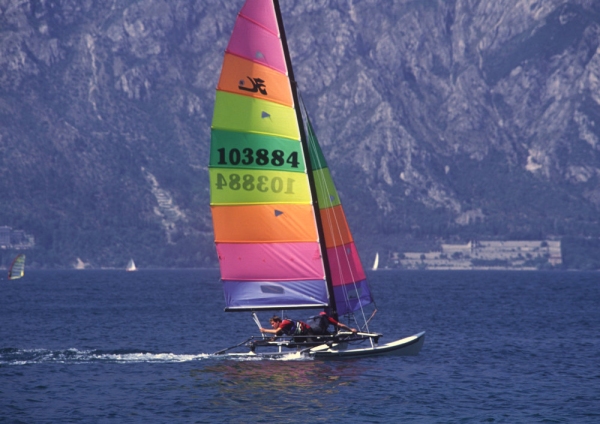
[215,173,296,194]
[209,169,311,205]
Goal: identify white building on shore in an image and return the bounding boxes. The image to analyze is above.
[398,240,561,270]
[0,226,35,249]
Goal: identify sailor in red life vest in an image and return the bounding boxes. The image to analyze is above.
[311,311,358,335]
[259,315,314,342]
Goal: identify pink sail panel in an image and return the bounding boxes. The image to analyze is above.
[239,0,279,35]
[327,242,366,287]
[226,11,287,74]
[217,242,325,281]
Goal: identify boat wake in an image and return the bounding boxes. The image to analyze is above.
[0,347,310,364]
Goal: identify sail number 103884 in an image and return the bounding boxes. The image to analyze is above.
[217,148,300,168]
[215,173,296,194]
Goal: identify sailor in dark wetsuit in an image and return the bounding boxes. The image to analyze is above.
[259,315,314,342]
[309,311,358,335]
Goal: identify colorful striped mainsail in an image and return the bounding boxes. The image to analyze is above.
[210,0,327,310]
[210,0,373,316]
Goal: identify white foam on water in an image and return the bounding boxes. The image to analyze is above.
[0,348,212,365]
[0,348,313,364]
[94,352,212,363]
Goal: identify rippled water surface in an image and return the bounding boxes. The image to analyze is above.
[1,269,599,422]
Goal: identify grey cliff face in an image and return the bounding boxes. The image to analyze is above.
[1,0,599,267]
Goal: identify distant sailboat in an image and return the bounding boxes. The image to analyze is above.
[8,253,26,280]
[126,259,137,272]
[372,252,379,271]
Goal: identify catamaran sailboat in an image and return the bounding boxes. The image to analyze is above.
[209,0,424,359]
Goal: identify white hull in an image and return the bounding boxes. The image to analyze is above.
[216,332,425,360]
[310,331,425,359]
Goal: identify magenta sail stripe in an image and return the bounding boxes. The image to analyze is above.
[217,242,325,281]
[239,0,279,35]
[327,242,366,287]
[227,13,286,73]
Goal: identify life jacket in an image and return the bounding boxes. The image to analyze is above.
[307,313,331,335]
[280,319,310,335]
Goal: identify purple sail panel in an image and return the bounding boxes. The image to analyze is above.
[217,242,324,281]
[332,279,373,316]
[223,279,328,310]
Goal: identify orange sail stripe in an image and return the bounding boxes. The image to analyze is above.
[212,204,318,243]
[320,205,353,249]
[217,53,293,108]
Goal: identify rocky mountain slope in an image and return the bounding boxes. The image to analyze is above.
[1,0,599,268]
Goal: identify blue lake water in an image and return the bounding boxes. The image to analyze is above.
[1,269,599,422]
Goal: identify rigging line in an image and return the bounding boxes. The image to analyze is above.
[252,312,265,339]
[298,103,354,290]
[304,128,359,288]
[298,96,353,277]
[300,115,356,293]
[298,94,371,330]
[303,127,372,334]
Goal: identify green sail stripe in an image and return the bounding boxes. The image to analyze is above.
[209,168,311,205]
[312,167,341,209]
[307,119,328,171]
[210,129,306,173]
[212,91,300,140]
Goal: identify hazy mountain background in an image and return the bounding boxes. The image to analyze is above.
[1,0,600,269]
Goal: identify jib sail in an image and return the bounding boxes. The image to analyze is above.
[305,117,373,316]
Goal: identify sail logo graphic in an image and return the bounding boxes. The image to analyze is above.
[239,77,267,95]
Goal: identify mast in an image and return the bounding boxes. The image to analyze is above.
[273,0,338,319]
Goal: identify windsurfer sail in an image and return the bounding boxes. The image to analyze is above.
[8,253,25,280]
